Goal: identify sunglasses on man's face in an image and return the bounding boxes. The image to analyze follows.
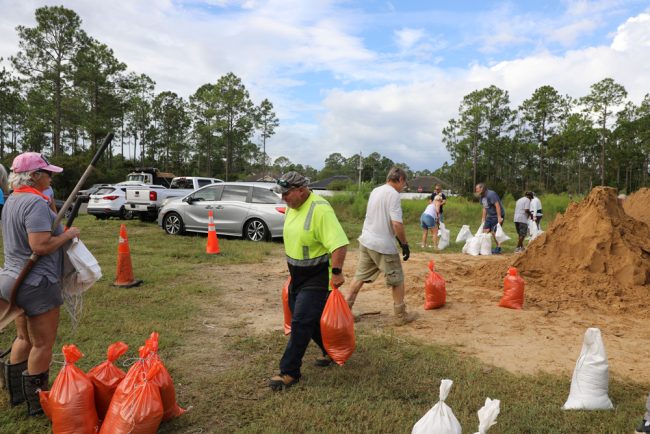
[36,169,52,177]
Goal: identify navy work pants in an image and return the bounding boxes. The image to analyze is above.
[279,287,329,378]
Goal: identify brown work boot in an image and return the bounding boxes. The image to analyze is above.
[393,303,417,326]
[269,374,299,391]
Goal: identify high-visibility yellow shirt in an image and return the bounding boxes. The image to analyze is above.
[283,192,348,290]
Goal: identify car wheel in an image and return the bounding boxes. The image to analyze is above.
[119,206,134,220]
[163,212,185,235]
[244,218,268,242]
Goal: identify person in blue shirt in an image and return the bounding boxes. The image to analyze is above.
[475,183,505,254]
[0,163,8,218]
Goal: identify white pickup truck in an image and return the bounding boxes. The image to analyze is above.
[125,176,223,221]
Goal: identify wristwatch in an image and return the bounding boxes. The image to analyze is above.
[331,267,342,275]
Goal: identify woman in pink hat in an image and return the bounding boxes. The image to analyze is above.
[0,152,80,416]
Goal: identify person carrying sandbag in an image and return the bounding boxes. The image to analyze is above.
[474,183,505,255]
[268,172,349,391]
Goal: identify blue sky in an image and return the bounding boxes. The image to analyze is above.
[1,0,650,171]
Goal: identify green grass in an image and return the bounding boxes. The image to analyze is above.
[1,199,646,434]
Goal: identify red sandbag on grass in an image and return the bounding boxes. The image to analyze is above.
[88,341,129,420]
[282,277,291,335]
[103,344,151,426]
[146,332,185,421]
[499,266,525,309]
[320,284,355,365]
[424,260,446,310]
[99,361,164,434]
[40,345,99,434]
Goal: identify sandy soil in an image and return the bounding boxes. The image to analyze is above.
[208,249,650,383]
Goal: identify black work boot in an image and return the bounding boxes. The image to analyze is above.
[3,360,27,405]
[21,370,49,416]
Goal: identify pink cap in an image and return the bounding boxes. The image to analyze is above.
[11,152,63,174]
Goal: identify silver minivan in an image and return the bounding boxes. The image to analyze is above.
[158,182,286,241]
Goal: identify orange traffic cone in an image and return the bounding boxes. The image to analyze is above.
[113,224,143,288]
[206,210,220,254]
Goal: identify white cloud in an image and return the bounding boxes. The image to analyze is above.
[395,28,425,51]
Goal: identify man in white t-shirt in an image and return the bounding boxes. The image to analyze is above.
[344,167,416,326]
[530,193,542,229]
[513,192,533,253]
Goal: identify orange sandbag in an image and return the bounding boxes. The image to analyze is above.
[103,345,151,426]
[499,266,525,309]
[282,276,292,335]
[87,341,129,420]
[99,361,164,434]
[145,332,185,421]
[424,260,446,309]
[320,284,355,365]
[40,344,99,434]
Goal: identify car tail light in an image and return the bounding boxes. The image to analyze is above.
[103,195,119,200]
[275,207,286,214]
[150,191,157,201]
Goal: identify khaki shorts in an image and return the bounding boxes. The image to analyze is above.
[354,244,404,287]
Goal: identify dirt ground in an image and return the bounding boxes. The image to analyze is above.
[209,249,650,384]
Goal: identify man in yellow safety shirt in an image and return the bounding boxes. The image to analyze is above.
[269,171,349,391]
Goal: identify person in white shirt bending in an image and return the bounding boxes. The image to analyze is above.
[419,195,442,248]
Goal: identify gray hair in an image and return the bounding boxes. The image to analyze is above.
[386,167,407,183]
[0,164,8,194]
[9,170,37,189]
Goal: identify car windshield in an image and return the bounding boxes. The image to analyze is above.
[94,187,115,196]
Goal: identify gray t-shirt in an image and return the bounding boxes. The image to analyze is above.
[1,193,64,286]
[481,190,504,219]
[514,197,531,224]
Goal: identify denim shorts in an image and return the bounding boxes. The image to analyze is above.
[0,274,62,317]
[484,216,498,233]
[420,213,437,229]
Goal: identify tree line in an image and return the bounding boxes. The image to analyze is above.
[0,6,280,182]
[437,81,650,195]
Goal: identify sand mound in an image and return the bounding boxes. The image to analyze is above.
[512,186,650,312]
[623,187,650,223]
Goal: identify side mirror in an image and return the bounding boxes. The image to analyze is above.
[184,196,194,204]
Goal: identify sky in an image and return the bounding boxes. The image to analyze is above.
[1,0,650,171]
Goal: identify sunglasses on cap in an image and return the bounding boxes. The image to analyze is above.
[277,179,298,189]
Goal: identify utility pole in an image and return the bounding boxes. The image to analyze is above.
[357,151,363,189]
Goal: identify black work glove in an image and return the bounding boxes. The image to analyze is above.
[395,236,409,261]
[401,243,410,261]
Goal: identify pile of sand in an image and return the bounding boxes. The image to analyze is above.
[623,187,650,224]
[512,186,650,312]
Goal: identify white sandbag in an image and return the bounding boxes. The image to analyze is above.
[455,225,472,243]
[479,233,492,256]
[473,398,500,434]
[438,223,451,250]
[494,224,510,244]
[63,238,102,295]
[562,328,614,410]
[464,236,481,256]
[412,379,462,434]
